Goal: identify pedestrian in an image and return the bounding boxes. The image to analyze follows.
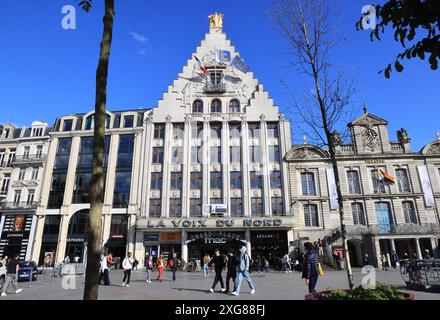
[98,254,110,285]
[145,255,153,283]
[231,245,255,296]
[202,253,211,278]
[362,253,372,266]
[1,254,22,297]
[380,253,388,271]
[208,249,226,293]
[317,239,324,256]
[169,253,179,282]
[107,252,113,270]
[424,249,431,260]
[282,253,291,273]
[0,258,6,291]
[302,242,319,294]
[261,256,269,272]
[390,251,399,270]
[133,256,139,271]
[332,253,341,270]
[225,249,237,294]
[412,252,418,260]
[122,252,134,287]
[64,256,70,264]
[0,256,8,268]
[156,254,166,282]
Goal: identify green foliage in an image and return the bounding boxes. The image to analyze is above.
[356,0,440,78]
[317,283,407,300]
[77,0,93,12]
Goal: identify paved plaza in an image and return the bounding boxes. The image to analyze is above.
[1,268,439,300]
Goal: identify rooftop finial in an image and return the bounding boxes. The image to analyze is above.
[362,89,368,114]
[303,135,307,145]
[436,132,440,140]
[209,13,224,30]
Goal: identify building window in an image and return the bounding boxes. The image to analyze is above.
[72,173,92,203]
[23,147,30,160]
[36,145,43,159]
[32,127,44,137]
[248,123,260,139]
[210,146,221,163]
[229,100,240,113]
[42,215,61,235]
[210,172,222,190]
[110,215,128,237]
[211,99,222,113]
[18,168,26,181]
[170,172,183,189]
[190,198,202,217]
[85,115,94,130]
[149,199,162,217]
[172,123,184,139]
[192,100,204,113]
[268,146,280,163]
[375,202,394,233]
[229,123,241,138]
[403,201,417,224]
[116,135,134,168]
[191,122,203,139]
[249,146,261,163]
[351,203,366,226]
[169,198,182,217]
[272,197,284,216]
[7,149,15,166]
[347,170,361,194]
[301,172,316,196]
[230,146,241,163]
[190,172,202,189]
[371,170,387,194]
[251,198,264,217]
[48,173,67,209]
[1,174,10,195]
[53,138,72,169]
[191,146,203,164]
[27,190,35,205]
[31,168,39,180]
[171,147,183,164]
[154,124,165,139]
[250,171,262,189]
[230,172,242,189]
[396,169,411,193]
[210,72,223,85]
[210,198,222,205]
[151,172,163,190]
[270,171,282,188]
[63,119,73,131]
[13,190,21,206]
[267,123,279,138]
[210,123,222,139]
[113,171,131,208]
[123,115,134,128]
[230,198,243,217]
[0,149,5,166]
[152,147,164,164]
[304,204,318,227]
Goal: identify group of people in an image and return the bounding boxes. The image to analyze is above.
[0,255,23,297]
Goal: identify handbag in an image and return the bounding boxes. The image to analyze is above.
[318,262,324,277]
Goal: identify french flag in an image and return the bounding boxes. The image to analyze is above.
[194,55,209,77]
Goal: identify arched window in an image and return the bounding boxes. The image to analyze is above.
[67,210,88,235]
[229,100,240,113]
[85,114,111,130]
[211,99,222,113]
[192,100,204,113]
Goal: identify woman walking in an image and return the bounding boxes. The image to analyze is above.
[122,252,134,287]
[156,254,166,282]
[145,256,153,283]
[208,249,226,293]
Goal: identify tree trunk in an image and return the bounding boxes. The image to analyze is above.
[83,0,115,301]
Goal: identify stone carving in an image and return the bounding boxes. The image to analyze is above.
[208,13,224,29]
[332,130,342,146]
[361,119,379,151]
[397,128,410,144]
[427,143,440,154]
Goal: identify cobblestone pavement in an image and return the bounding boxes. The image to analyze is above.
[1,268,439,300]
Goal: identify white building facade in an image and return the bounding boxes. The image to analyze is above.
[134,15,293,265]
[0,121,50,260]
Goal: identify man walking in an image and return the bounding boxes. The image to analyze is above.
[231,245,255,296]
[391,251,400,270]
[122,252,134,287]
[302,242,319,294]
[208,249,226,293]
[1,254,22,297]
[169,253,179,282]
[225,249,237,293]
[202,253,211,278]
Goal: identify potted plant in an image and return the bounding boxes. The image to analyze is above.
[305,283,415,300]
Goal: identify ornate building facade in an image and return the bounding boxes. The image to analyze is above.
[285,111,440,267]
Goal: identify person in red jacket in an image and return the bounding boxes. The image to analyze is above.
[156,254,167,282]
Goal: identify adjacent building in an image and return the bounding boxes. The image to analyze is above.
[0,121,50,260]
[285,111,440,267]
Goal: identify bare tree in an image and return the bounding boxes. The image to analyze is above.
[77,0,115,300]
[271,0,356,289]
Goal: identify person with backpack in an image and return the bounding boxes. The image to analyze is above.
[122,252,134,287]
[169,253,179,282]
[1,254,22,297]
[225,249,237,293]
[231,245,255,296]
[208,249,226,293]
[156,254,166,282]
[145,255,153,283]
[302,242,320,293]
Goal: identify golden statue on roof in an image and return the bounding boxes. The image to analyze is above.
[209,13,224,29]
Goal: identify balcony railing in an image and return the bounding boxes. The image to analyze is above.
[12,154,46,164]
[390,142,404,152]
[0,161,14,168]
[0,201,39,209]
[346,223,440,236]
[204,82,226,94]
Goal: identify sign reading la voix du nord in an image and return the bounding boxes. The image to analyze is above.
[139,217,294,229]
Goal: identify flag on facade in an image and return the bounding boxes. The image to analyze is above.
[216,49,232,64]
[194,55,209,77]
[231,55,250,73]
[378,169,395,184]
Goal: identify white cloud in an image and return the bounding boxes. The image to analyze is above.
[129,31,148,44]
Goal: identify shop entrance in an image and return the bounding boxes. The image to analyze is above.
[4,238,22,259]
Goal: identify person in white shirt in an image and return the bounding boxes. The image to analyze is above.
[122,252,134,287]
[98,255,110,285]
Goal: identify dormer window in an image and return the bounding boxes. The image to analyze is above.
[32,127,44,137]
[210,71,223,85]
[63,119,73,132]
[85,114,111,130]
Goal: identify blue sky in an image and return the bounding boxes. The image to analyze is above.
[0,0,438,150]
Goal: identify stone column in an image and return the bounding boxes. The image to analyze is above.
[259,117,271,217]
[127,214,137,254]
[134,230,145,268]
[142,120,154,217]
[415,238,422,259]
[278,116,292,216]
[389,238,396,252]
[55,213,71,263]
[430,237,439,258]
[222,121,230,213]
[104,134,119,206]
[181,118,191,218]
[245,229,252,257]
[101,213,112,249]
[374,238,381,268]
[181,230,188,263]
[202,117,210,212]
[130,132,143,206]
[241,121,251,217]
[62,136,80,206]
[31,213,46,262]
[161,118,173,217]
[39,138,58,206]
